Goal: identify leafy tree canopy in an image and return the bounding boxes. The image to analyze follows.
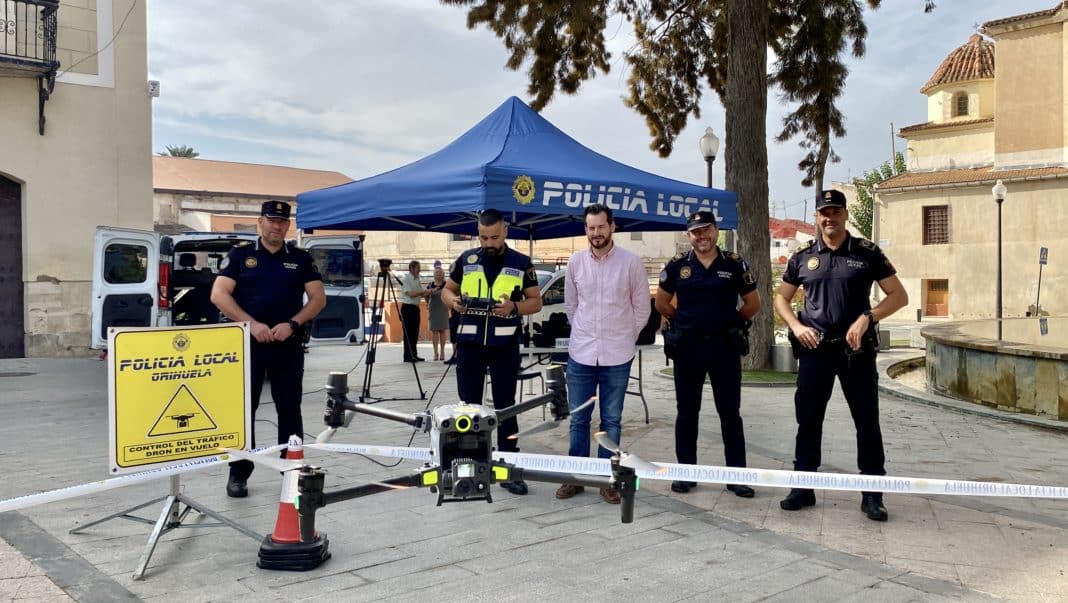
[850,151,906,239]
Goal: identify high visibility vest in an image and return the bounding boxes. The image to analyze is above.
[455,248,526,346]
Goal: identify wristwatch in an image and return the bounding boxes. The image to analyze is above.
[287,319,301,331]
[862,310,874,322]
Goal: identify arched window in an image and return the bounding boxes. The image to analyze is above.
[954,92,969,117]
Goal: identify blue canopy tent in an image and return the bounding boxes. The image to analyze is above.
[297,97,737,239]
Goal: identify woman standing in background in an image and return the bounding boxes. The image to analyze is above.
[426,263,452,361]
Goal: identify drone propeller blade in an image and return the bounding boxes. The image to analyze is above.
[571,395,597,415]
[621,453,666,475]
[593,431,620,454]
[315,427,337,445]
[219,448,305,473]
[507,420,560,440]
[593,432,666,475]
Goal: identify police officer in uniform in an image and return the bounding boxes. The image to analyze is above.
[774,189,907,521]
[441,209,542,495]
[211,200,326,497]
[655,210,761,497]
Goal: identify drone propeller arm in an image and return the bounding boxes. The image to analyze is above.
[495,390,555,422]
[349,402,426,429]
[324,371,426,432]
[511,469,612,490]
[510,466,636,524]
[496,365,569,423]
[318,473,423,507]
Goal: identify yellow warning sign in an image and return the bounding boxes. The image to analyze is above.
[108,323,250,474]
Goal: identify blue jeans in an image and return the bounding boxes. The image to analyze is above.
[566,357,631,458]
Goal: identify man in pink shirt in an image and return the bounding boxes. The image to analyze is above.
[554,204,651,504]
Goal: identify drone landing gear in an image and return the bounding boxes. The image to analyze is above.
[70,475,261,580]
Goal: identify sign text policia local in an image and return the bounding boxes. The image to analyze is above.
[108,324,250,475]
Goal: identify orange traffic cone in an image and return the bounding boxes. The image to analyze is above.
[257,435,331,571]
[268,435,305,544]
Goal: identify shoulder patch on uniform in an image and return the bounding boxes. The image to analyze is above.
[857,238,875,249]
[723,250,741,262]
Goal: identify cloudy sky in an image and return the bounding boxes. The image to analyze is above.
[147,0,1054,222]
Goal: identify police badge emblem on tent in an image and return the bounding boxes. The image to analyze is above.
[512,175,535,205]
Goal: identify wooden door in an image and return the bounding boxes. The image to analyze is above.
[0,176,24,357]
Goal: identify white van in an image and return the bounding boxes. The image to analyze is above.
[90,227,363,348]
[300,235,366,343]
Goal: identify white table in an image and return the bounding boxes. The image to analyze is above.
[519,345,658,424]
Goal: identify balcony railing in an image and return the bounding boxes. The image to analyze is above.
[0,0,59,134]
[0,0,59,75]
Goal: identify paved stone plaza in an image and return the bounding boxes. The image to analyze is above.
[1,336,1065,602]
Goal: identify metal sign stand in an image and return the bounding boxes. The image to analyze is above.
[70,474,261,580]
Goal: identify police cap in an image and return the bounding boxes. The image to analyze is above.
[261,200,292,219]
[686,210,719,231]
[815,189,847,210]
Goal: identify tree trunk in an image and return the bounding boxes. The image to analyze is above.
[725,0,772,369]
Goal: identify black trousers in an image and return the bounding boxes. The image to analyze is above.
[229,338,305,480]
[400,303,421,360]
[792,344,885,480]
[454,341,520,453]
[673,341,746,468]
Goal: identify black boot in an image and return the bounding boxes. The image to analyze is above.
[226,475,248,498]
[779,488,815,510]
[861,493,888,521]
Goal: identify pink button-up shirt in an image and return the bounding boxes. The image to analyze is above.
[565,243,651,367]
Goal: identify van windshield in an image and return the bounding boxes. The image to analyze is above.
[309,247,361,288]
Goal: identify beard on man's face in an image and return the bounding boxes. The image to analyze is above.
[588,233,610,249]
[483,243,505,256]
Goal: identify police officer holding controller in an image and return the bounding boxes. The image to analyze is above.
[211,200,326,498]
[655,210,761,497]
[774,189,907,521]
[441,209,542,496]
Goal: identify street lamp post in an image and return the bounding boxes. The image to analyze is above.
[699,127,720,188]
[699,127,726,249]
[992,179,1007,341]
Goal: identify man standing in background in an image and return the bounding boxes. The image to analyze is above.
[554,204,650,505]
[399,260,428,362]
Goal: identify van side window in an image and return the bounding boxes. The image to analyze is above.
[103,243,148,284]
[543,278,565,305]
[309,247,360,287]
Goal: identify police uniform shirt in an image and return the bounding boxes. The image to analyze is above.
[447,247,539,298]
[782,234,896,335]
[218,240,322,327]
[659,248,757,333]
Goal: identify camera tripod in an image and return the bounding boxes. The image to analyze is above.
[359,262,426,404]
